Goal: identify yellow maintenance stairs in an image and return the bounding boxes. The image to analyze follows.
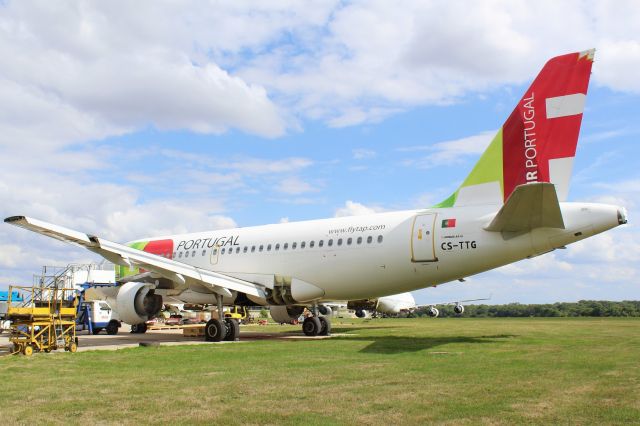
[6,284,78,356]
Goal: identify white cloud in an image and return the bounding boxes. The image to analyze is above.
[0,2,288,144]
[334,200,384,217]
[399,130,495,168]
[276,177,317,195]
[352,148,377,160]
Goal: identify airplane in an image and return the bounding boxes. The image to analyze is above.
[348,292,418,318]
[347,292,491,318]
[5,49,627,342]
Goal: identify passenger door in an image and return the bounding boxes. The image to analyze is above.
[411,213,438,262]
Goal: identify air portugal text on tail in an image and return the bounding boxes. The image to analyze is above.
[3,49,628,342]
[436,49,595,208]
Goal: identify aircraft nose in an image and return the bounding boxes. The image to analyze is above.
[618,207,628,225]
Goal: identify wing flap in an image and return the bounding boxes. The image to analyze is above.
[484,183,565,233]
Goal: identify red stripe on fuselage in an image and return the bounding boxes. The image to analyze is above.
[143,239,174,259]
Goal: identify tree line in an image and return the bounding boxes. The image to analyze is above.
[413,300,640,318]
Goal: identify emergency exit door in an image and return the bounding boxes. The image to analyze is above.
[411,213,438,262]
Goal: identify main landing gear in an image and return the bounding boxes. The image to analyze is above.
[204,295,241,342]
[302,305,331,337]
[204,317,239,342]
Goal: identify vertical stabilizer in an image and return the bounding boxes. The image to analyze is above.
[435,49,594,208]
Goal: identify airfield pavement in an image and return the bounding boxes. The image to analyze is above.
[0,323,336,355]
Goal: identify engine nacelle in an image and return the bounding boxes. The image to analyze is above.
[453,304,464,315]
[318,305,332,316]
[269,305,305,324]
[355,309,368,318]
[116,282,163,325]
[427,306,439,318]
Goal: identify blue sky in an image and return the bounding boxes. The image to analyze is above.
[0,1,638,304]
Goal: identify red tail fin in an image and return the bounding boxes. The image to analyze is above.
[435,50,594,208]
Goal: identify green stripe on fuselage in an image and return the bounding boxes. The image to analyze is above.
[116,241,148,279]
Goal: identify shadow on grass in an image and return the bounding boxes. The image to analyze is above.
[336,334,517,354]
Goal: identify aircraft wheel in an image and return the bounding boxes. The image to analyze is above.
[318,316,331,336]
[205,318,225,342]
[131,323,148,334]
[224,318,240,341]
[302,316,321,336]
[106,320,119,335]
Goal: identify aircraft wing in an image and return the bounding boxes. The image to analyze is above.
[484,182,565,233]
[4,216,265,298]
[415,296,492,309]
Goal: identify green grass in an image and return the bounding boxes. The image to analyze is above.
[1,318,639,425]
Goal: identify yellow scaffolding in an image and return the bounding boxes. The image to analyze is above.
[6,285,78,356]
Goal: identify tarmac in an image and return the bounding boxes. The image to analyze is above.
[0,324,337,356]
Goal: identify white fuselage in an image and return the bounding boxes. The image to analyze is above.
[138,202,622,304]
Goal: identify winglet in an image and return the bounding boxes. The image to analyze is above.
[484,183,564,233]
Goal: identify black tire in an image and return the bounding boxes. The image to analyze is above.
[302,316,321,336]
[92,328,102,335]
[131,323,148,334]
[224,318,240,341]
[205,318,225,342]
[318,316,331,336]
[106,320,119,335]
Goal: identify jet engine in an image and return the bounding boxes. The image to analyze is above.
[355,309,368,318]
[270,305,305,324]
[453,304,464,315]
[115,282,163,325]
[427,306,439,318]
[318,305,333,316]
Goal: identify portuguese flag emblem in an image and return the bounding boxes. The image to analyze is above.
[441,218,456,228]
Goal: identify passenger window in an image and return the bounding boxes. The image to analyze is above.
[275,243,280,251]
[251,246,256,253]
[228,248,232,255]
[300,241,305,249]
[213,249,218,255]
[328,239,333,247]
[178,252,183,258]
[243,247,248,253]
[185,251,189,258]
[367,236,373,243]
[221,248,226,254]
[337,238,343,246]
[357,237,362,244]
[259,245,264,252]
[347,237,352,245]
[236,247,240,253]
[202,250,206,256]
[267,244,272,251]
[318,240,323,247]
[378,235,383,243]
[284,243,288,250]
[173,251,176,257]
[309,241,314,248]
[191,251,195,257]
[292,242,297,249]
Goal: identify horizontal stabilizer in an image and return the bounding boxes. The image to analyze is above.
[484,183,564,233]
